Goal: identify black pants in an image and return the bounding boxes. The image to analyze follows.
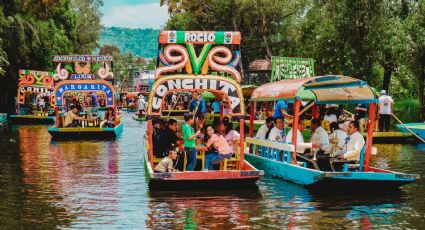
[379,114,391,132]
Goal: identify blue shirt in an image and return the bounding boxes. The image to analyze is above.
[273,100,288,119]
[190,98,206,117]
[212,101,220,113]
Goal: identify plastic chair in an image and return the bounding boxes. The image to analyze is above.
[343,146,366,172]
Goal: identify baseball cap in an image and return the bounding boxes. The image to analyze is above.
[380,90,386,94]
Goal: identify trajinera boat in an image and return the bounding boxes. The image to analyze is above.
[245,76,419,193]
[10,69,55,124]
[48,55,123,139]
[144,30,264,190]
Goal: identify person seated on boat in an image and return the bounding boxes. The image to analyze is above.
[327,122,348,154]
[286,119,320,169]
[203,121,234,170]
[38,97,45,111]
[337,120,365,162]
[323,107,338,124]
[154,119,179,158]
[268,117,286,142]
[256,117,274,139]
[354,103,367,133]
[154,150,178,173]
[102,108,115,128]
[84,96,93,119]
[63,105,84,128]
[224,120,240,153]
[211,98,220,114]
[310,118,330,155]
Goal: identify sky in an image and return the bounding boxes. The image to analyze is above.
[101,0,169,29]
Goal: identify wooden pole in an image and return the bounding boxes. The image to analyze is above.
[291,98,301,164]
[265,102,269,117]
[147,119,154,168]
[220,103,224,120]
[249,101,254,137]
[55,107,59,128]
[363,102,376,172]
[239,118,245,169]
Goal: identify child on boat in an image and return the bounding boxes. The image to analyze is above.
[154,150,178,173]
[182,112,201,171]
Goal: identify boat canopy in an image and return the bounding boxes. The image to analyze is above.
[250,75,377,104]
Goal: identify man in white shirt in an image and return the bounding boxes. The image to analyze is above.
[338,120,365,162]
[268,117,285,142]
[286,119,319,169]
[310,118,330,154]
[378,90,394,132]
[137,96,146,116]
[256,117,274,139]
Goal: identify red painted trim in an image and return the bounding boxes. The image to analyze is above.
[239,119,245,168]
[291,99,301,164]
[363,102,376,172]
[249,101,254,137]
[55,107,59,128]
[368,167,391,173]
[220,104,224,120]
[148,120,155,169]
[157,170,261,180]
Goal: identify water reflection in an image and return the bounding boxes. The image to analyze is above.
[1,114,425,228]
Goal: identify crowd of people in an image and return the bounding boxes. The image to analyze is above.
[62,92,116,128]
[153,112,240,173]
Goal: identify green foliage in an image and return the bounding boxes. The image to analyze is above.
[99,27,159,58]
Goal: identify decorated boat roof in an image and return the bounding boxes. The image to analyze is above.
[17,69,54,104]
[148,30,245,116]
[52,55,114,81]
[250,75,377,104]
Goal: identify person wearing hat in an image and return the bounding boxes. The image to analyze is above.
[378,89,394,132]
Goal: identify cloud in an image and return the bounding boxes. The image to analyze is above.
[102,3,169,29]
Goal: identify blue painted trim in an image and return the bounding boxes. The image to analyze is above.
[314,75,340,82]
[304,81,368,90]
[316,99,378,105]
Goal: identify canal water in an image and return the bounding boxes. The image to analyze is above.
[1,113,424,229]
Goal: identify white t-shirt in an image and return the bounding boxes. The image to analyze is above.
[268,127,285,142]
[256,124,269,139]
[138,98,146,110]
[378,95,393,114]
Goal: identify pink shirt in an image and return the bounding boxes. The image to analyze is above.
[206,134,233,154]
[225,130,240,153]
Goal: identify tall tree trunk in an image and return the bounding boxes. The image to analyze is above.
[420,64,425,121]
[383,65,392,93]
[261,16,273,58]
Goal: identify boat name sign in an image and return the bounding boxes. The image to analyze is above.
[151,78,241,114]
[54,82,114,107]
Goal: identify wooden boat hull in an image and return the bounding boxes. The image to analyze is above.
[48,122,123,139]
[396,123,425,139]
[9,115,55,124]
[245,153,419,194]
[143,151,264,191]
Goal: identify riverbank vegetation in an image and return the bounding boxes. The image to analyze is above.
[161,0,425,120]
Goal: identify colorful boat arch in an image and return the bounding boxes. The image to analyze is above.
[17,69,54,104]
[53,80,116,107]
[147,75,244,116]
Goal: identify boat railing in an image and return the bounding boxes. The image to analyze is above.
[246,137,295,163]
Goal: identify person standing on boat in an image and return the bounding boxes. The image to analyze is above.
[310,118,330,154]
[212,99,220,114]
[354,103,368,133]
[189,91,206,120]
[256,117,274,139]
[90,91,99,114]
[154,119,179,158]
[268,117,286,142]
[137,95,146,116]
[338,120,365,161]
[273,100,293,122]
[182,112,202,171]
[378,90,394,132]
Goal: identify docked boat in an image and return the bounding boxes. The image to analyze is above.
[396,123,425,139]
[10,69,55,124]
[144,30,263,190]
[47,55,123,139]
[245,76,419,194]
